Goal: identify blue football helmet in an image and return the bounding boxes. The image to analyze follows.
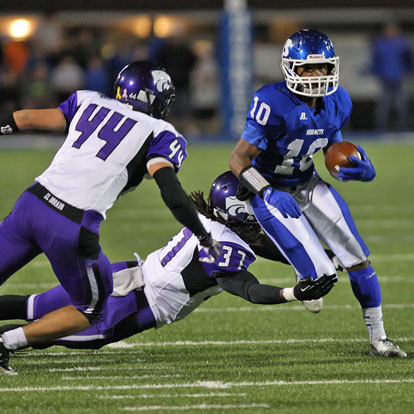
[209,171,256,223]
[281,29,339,97]
[113,61,175,119]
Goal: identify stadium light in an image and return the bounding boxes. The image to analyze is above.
[133,16,152,38]
[9,18,33,39]
[153,16,174,38]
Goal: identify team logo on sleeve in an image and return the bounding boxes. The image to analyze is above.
[1,125,13,134]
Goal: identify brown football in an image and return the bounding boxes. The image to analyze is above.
[324,141,361,178]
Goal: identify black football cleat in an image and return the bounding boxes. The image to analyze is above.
[0,339,16,375]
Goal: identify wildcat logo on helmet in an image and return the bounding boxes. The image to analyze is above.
[152,70,172,93]
[225,196,247,219]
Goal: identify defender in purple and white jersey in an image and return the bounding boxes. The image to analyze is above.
[0,61,221,375]
[0,172,336,353]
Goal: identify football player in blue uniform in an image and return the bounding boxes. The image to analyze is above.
[0,172,336,374]
[229,29,406,357]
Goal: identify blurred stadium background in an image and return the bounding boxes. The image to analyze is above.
[0,0,413,147]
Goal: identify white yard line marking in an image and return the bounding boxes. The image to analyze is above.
[260,276,413,284]
[21,350,145,357]
[99,393,247,399]
[370,254,414,261]
[236,379,414,386]
[107,336,414,348]
[351,204,414,214]
[366,235,414,243]
[121,404,270,411]
[192,303,414,313]
[253,253,414,265]
[24,333,413,356]
[26,358,135,366]
[62,375,183,380]
[49,366,148,373]
[357,220,414,229]
[2,379,414,393]
[2,275,410,292]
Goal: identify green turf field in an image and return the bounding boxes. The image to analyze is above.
[0,142,413,413]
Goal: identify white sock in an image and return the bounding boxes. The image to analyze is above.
[2,327,28,350]
[363,306,386,342]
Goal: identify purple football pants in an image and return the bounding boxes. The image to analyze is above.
[0,183,113,323]
[26,261,156,349]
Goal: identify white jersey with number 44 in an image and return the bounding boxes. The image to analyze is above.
[37,90,187,217]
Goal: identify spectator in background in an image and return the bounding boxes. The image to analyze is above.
[70,28,101,69]
[2,40,29,76]
[371,22,413,131]
[22,62,57,109]
[191,41,220,134]
[153,24,198,135]
[0,39,23,112]
[85,56,110,96]
[50,54,84,102]
[32,10,64,68]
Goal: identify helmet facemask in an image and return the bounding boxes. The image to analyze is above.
[280,29,340,98]
[281,56,339,97]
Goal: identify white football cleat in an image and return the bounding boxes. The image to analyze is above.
[294,268,323,313]
[370,337,407,358]
[302,298,323,313]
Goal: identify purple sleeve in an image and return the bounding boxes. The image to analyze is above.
[57,92,79,122]
[147,130,188,172]
[200,242,256,278]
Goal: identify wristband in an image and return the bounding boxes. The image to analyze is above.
[0,112,18,135]
[281,287,297,302]
[239,165,270,197]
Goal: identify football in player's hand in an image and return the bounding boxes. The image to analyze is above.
[324,142,361,179]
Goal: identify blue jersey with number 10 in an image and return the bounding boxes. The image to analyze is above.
[241,81,352,188]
